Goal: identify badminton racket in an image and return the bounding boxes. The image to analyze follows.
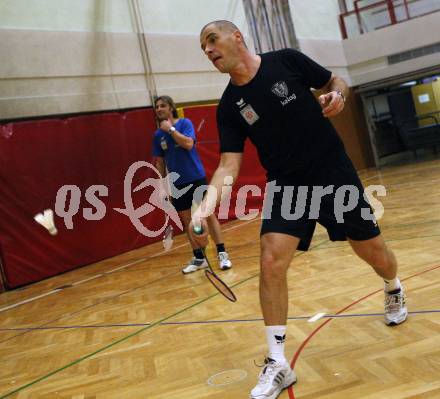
[193,225,237,302]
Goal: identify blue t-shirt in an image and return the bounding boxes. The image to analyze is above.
[152,118,206,185]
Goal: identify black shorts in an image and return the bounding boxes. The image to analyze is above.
[171,177,208,212]
[261,153,381,251]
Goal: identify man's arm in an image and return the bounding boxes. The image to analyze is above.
[189,152,243,245]
[318,73,349,118]
[155,156,166,178]
[159,119,194,150]
[154,156,173,201]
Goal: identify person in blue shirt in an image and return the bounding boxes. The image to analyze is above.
[152,95,232,273]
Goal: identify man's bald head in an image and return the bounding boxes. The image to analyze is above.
[200,20,247,49]
[200,20,240,37]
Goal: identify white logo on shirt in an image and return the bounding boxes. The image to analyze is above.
[236,98,259,125]
[236,98,246,108]
[271,81,296,106]
[271,81,289,97]
[160,137,168,150]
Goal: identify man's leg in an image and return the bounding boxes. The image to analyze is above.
[206,213,223,244]
[179,209,208,274]
[349,234,407,325]
[178,209,198,249]
[260,232,299,326]
[206,214,232,270]
[348,234,397,279]
[250,233,298,399]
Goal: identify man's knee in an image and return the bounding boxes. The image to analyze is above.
[178,210,191,228]
[260,251,289,280]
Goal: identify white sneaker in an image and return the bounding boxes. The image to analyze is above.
[181,257,208,274]
[250,357,297,399]
[218,251,232,270]
[384,287,408,326]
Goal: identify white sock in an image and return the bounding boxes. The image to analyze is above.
[384,277,401,292]
[266,325,287,363]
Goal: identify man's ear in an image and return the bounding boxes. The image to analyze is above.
[233,30,242,43]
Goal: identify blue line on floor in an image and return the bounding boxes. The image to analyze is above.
[1,309,439,332]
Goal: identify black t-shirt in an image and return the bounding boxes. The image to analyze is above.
[217,48,345,181]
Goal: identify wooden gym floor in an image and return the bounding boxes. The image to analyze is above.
[1,158,440,399]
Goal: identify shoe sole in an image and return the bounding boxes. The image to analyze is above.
[182,266,207,274]
[250,376,297,399]
[385,311,408,326]
[385,316,408,326]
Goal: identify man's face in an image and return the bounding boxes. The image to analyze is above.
[155,100,173,121]
[200,24,239,73]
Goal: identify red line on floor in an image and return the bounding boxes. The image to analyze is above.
[288,263,440,399]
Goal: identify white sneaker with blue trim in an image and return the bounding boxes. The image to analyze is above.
[181,257,208,274]
[218,251,232,270]
[250,357,297,399]
[384,287,408,326]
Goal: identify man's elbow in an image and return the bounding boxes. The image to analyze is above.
[221,162,241,183]
[183,140,194,151]
[332,74,347,87]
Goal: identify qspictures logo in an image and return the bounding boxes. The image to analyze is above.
[54,161,184,238]
[51,161,386,237]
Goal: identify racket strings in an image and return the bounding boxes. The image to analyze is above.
[205,269,237,302]
[202,247,237,302]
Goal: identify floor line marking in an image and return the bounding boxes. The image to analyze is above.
[0,225,323,398]
[0,218,258,314]
[308,312,326,323]
[0,290,62,313]
[288,263,440,399]
[2,254,438,397]
[0,291,221,399]
[2,309,440,332]
[71,275,104,286]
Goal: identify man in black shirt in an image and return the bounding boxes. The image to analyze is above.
[190,20,407,399]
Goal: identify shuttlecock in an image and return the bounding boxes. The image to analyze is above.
[34,209,58,235]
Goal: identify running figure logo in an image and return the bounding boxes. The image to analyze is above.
[114,161,186,237]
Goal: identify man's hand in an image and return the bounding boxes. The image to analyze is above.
[188,216,209,248]
[318,91,345,118]
[159,119,173,132]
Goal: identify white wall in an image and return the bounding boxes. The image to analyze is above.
[289,0,342,40]
[0,30,149,118]
[288,0,348,83]
[0,0,249,34]
[1,0,439,120]
[292,3,440,88]
[0,0,134,32]
[140,0,248,34]
[0,0,248,120]
[345,11,440,85]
